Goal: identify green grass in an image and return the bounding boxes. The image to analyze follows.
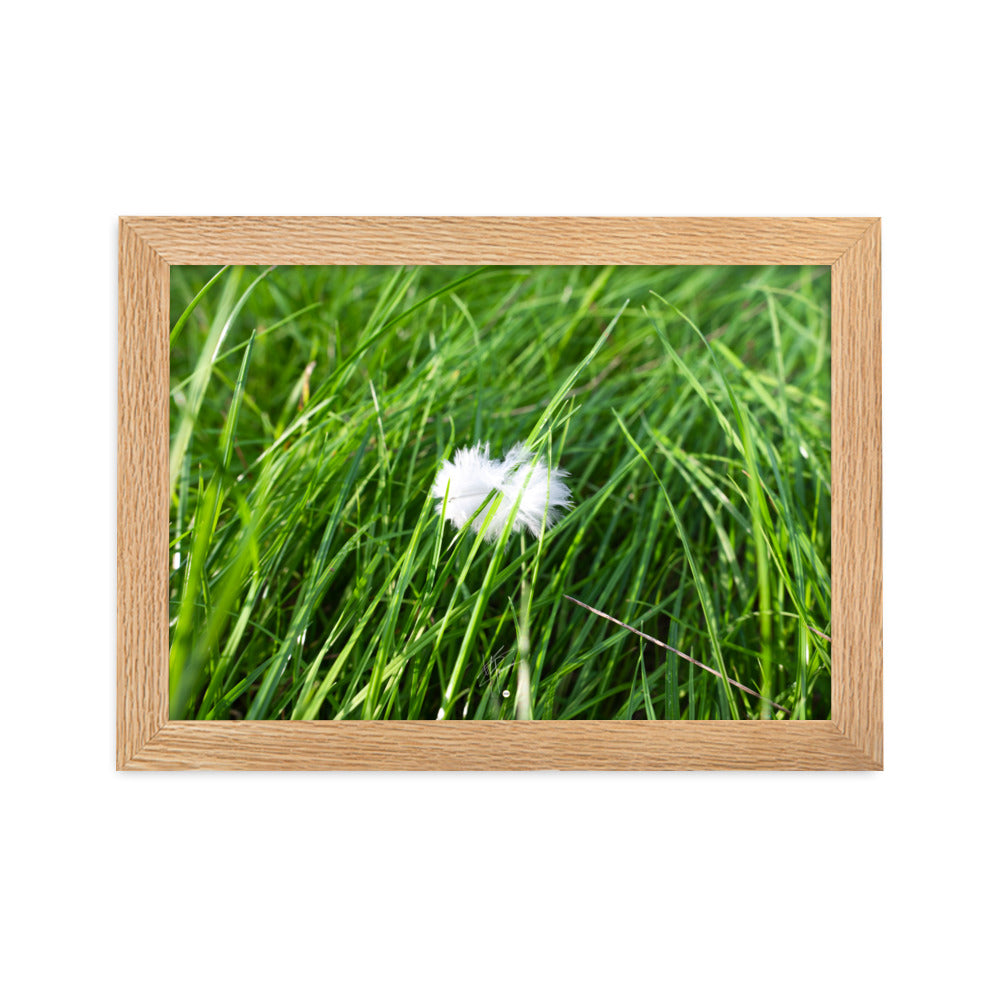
[169,263,831,721]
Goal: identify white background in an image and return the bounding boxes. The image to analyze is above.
[3,3,997,998]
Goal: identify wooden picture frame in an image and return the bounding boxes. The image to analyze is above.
[118,217,881,770]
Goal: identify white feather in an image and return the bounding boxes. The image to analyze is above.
[431,441,572,542]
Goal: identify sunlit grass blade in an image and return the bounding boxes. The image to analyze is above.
[170,266,273,492]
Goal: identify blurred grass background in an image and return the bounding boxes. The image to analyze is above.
[169,264,831,721]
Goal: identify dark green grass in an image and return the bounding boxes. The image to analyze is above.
[169,264,831,721]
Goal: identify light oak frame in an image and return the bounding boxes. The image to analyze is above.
[118,217,881,770]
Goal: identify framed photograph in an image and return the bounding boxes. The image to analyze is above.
[118,217,881,770]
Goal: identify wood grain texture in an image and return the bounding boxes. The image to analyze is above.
[831,221,883,766]
[116,216,883,770]
[124,721,878,771]
[117,222,169,768]
[121,216,877,265]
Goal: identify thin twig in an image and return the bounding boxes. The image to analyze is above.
[564,595,788,715]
